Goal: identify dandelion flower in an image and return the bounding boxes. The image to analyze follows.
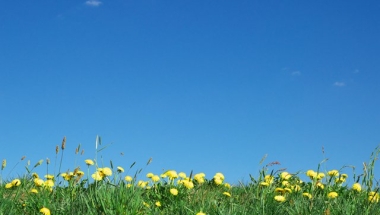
[155,201,161,207]
[30,188,38,194]
[328,170,339,177]
[85,159,94,166]
[146,172,154,178]
[5,183,13,189]
[260,182,269,186]
[194,173,206,184]
[183,180,194,189]
[179,172,187,178]
[11,179,21,186]
[274,195,286,202]
[100,167,112,176]
[223,192,231,197]
[264,175,274,184]
[327,191,338,199]
[303,192,312,199]
[44,180,54,187]
[280,172,291,180]
[34,178,45,187]
[170,188,178,196]
[117,166,124,173]
[151,175,160,182]
[125,176,133,182]
[214,177,223,185]
[40,207,51,215]
[224,183,231,189]
[196,212,206,215]
[317,172,325,180]
[44,175,54,180]
[368,192,380,203]
[316,181,324,189]
[214,172,225,181]
[92,171,103,181]
[32,173,39,179]
[306,170,317,179]
[352,183,361,192]
[166,170,178,180]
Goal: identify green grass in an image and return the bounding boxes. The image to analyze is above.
[0,137,379,215]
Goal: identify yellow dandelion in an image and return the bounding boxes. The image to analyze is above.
[194,173,206,184]
[369,192,380,203]
[44,175,54,180]
[327,191,338,199]
[274,195,286,202]
[328,170,339,177]
[223,192,231,197]
[280,172,291,180]
[170,188,178,196]
[317,172,325,180]
[214,172,225,181]
[146,172,154,178]
[303,192,312,199]
[196,212,206,215]
[260,182,269,186]
[214,177,223,185]
[165,170,178,180]
[124,175,133,182]
[224,183,231,189]
[30,188,38,194]
[39,207,51,215]
[264,175,274,184]
[92,171,103,181]
[155,201,161,207]
[100,167,112,176]
[44,180,54,187]
[183,180,194,189]
[34,178,45,187]
[306,170,317,179]
[352,183,361,192]
[85,159,94,166]
[151,175,160,182]
[117,166,124,173]
[11,179,21,186]
[32,173,39,179]
[179,172,187,178]
[5,183,13,189]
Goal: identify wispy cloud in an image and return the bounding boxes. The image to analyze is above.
[291,71,301,76]
[333,82,345,87]
[85,0,102,6]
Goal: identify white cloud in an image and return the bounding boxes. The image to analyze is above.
[333,82,345,87]
[85,0,102,6]
[291,71,301,76]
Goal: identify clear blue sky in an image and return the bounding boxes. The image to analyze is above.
[1,1,379,184]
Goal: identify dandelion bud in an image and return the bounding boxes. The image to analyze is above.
[81,150,84,155]
[46,158,50,165]
[21,156,26,161]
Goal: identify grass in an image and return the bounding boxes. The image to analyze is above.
[0,136,379,215]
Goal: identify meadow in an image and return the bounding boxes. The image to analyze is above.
[0,137,379,215]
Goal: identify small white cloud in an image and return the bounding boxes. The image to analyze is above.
[334,82,345,87]
[85,0,102,6]
[291,71,301,76]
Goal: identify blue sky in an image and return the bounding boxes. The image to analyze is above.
[1,1,379,184]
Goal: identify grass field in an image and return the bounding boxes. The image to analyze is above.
[1,137,379,215]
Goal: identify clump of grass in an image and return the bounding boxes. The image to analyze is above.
[0,137,379,215]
